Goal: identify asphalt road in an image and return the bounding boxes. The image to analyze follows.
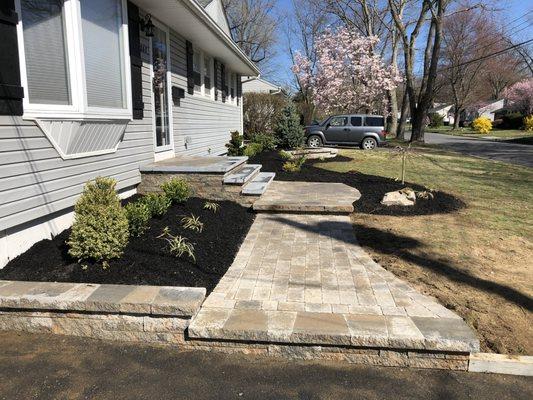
[414,132,533,168]
[0,331,531,400]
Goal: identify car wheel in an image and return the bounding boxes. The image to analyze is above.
[361,137,377,150]
[307,135,323,148]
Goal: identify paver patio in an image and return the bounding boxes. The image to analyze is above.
[189,213,479,352]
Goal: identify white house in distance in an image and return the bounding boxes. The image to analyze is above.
[242,77,286,96]
[0,0,259,267]
[429,103,455,125]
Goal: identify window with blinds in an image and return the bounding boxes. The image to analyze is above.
[20,0,71,105]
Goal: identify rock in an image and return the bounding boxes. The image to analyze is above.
[381,190,416,206]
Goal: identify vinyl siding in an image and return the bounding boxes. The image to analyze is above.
[0,35,154,232]
[169,29,242,156]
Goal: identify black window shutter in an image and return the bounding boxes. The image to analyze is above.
[186,40,194,95]
[127,1,143,119]
[213,59,219,101]
[221,63,226,103]
[236,74,242,106]
[0,0,24,116]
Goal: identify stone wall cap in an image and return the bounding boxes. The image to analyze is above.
[0,281,206,317]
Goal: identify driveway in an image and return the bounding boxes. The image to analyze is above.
[0,331,531,400]
[406,132,533,168]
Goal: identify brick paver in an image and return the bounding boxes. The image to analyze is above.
[189,213,479,352]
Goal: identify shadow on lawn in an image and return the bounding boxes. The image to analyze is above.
[270,215,533,312]
[249,151,466,216]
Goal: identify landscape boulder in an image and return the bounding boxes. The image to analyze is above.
[381,188,416,207]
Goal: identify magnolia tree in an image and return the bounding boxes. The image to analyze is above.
[503,78,533,115]
[292,27,402,115]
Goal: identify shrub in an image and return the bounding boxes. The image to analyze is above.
[244,142,263,157]
[225,131,244,156]
[203,201,220,213]
[142,193,171,216]
[251,133,278,151]
[282,155,306,173]
[523,115,533,132]
[275,102,305,149]
[428,113,444,128]
[500,112,524,129]
[243,93,286,139]
[125,201,151,237]
[67,177,129,266]
[471,116,492,134]
[158,228,195,262]
[181,214,204,233]
[161,178,191,204]
[279,150,293,160]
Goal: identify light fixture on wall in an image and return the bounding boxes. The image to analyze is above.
[140,14,155,37]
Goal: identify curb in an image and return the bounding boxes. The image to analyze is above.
[469,353,533,376]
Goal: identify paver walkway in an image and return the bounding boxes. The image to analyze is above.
[189,213,479,352]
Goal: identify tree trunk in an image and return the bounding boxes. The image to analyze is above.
[388,88,399,135]
[410,109,425,142]
[453,107,461,130]
[396,89,409,140]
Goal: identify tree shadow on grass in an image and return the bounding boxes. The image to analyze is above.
[269,215,533,312]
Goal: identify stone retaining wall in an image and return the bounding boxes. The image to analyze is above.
[0,281,205,346]
[138,172,257,206]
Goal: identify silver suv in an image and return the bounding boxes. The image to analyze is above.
[305,114,387,150]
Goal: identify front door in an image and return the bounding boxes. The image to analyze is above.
[151,25,172,151]
[324,116,349,143]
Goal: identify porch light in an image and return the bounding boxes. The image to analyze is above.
[140,14,155,37]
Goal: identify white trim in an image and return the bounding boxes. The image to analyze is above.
[149,18,175,155]
[15,0,133,121]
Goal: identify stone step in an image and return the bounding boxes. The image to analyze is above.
[223,164,262,185]
[241,172,276,196]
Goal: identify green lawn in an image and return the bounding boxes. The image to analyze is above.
[425,126,533,139]
[313,147,533,354]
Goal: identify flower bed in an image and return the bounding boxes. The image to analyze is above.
[0,197,255,293]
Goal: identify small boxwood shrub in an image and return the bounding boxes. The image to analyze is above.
[251,133,278,151]
[161,178,191,203]
[67,177,129,266]
[142,193,171,216]
[471,116,492,134]
[244,142,263,157]
[125,201,151,237]
[225,131,244,156]
[282,155,306,173]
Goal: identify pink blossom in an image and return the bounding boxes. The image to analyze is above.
[292,27,402,115]
[503,78,533,115]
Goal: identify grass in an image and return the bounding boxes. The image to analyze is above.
[314,147,533,354]
[425,125,533,139]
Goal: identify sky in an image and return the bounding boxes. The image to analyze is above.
[264,0,533,88]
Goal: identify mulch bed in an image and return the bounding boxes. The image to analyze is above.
[0,197,255,293]
[249,150,465,216]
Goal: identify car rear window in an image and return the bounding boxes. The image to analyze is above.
[350,116,362,126]
[364,117,384,127]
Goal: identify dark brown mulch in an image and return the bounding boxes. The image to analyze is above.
[249,150,465,216]
[0,198,255,293]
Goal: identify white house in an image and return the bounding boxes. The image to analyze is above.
[242,77,286,96]
[0,0,259,267]
[429,103,455,125]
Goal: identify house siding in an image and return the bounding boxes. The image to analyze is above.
[169,29,242,156]
[0,34,154,234]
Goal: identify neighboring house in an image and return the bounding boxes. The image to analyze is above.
[429,103,454,125]
[0,0,259,266]
[242,77,287,96]
[462,99,505,123]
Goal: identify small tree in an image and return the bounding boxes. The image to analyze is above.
[225,131,244,156]
[243,93,286,139]
[275,102,305,149]
[68,177,129,266]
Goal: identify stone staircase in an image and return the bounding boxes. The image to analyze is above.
[222,159,275,197]
[138,155,275,204]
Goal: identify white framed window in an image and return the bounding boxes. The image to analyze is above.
[203,55,212,98]
[16,0,132,120]
[193,49,202,93]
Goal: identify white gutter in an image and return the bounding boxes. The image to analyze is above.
[182,0,260,76]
